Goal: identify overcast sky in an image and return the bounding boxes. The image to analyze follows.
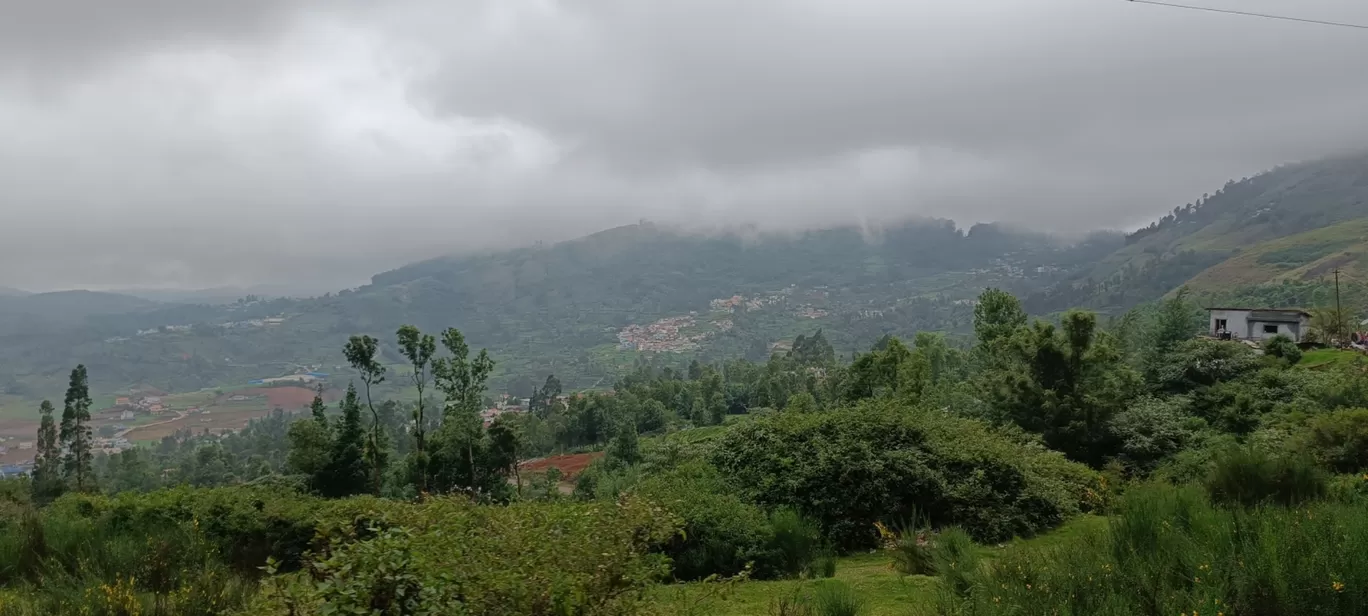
[2,0,1367,291]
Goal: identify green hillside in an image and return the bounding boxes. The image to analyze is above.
[1027,151,1368,314]
[4,152,1367,402]
[0,220,1119,399]
[1185,217,1368,291]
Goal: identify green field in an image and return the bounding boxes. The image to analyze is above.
[652,515,1107,615]
[1300,348,1368,370]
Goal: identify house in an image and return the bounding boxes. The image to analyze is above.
[119,410,135,421]
[115,397,131,407]
[149,404,165,415]
[1207,308,1312,343]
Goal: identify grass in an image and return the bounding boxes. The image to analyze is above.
[1300,348,1367,370]
[652,553,936,615]
[652,516,1107,615]
[936,483,1368,615]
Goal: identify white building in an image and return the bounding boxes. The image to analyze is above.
[1208,308,1311,343]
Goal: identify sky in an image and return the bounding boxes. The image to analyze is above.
[2,0,1368,292]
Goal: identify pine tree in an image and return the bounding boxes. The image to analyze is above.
[606,422,641,468]
[322,383,369,498]
[58,365,94,492]
[32,400,63,502]
[310,385,327,425]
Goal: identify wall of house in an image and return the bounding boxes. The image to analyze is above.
[1209,310,1308,342]
[1248,319,1301,342]
[1209,310,1249,338]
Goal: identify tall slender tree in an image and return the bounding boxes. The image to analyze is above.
[309,384,327,425]
[343,335,387,494]
[58,365,94,491]
[433,327,494,492]
[324,383,369,497]
[396,324,437,493]
[32,400,63,502]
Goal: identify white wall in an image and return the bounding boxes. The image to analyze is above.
[1209,310,1308,342]
[1209,309,1249,338]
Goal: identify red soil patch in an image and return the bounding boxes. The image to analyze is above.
[0,419,36,438]
[519,452,604,480]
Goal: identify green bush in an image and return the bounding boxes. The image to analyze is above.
[807,552,838,579]
[812,581,865,616]
[1205,447,1327,508]
[1263,334,1303,364]
[1302,408,1368,473]
[248,495,680,616]
[710,401,1096,549]
[633,462,820,580]
[933,482,1368,616]
[927,528,979,598]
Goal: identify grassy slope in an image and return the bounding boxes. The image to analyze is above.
[1300,348,1368,370]
[1184,218,1368,292]
[1087,153,1368,290]
[651,515,1108,615]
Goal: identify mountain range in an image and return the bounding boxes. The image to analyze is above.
[2,152,1366,400]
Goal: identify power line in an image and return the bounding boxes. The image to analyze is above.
[1128,0,1368,31]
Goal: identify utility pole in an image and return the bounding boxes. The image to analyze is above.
[1334,268,1344,344]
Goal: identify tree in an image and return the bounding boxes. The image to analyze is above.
[322,383,369,498]
[484,419,523,494]
[58,365,94,492]
[432,327,495,493]
[343,335,387,494]
[1143,288,1201,379]
[397,324,437,493]
[606,422,642,468]
[286,416,332,491]
[530,374,563,418]
[32,400,63,502]
[309,385,327,425]
[992,311,1138,466]
[974,288,1028,347]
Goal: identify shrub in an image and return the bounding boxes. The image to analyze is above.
[1302,408,1368,473]
[710,401,1096,549]
[633,462,814,580]
[812,581,865,616]
[1263,334,1302,364]
[1205,447,1327,508]
[933,482,1368,616]
[1108,396,1200,472]
[806,552,837,579]
[248,495,680,616]
[877,520,934,576]
[927,528,979,598]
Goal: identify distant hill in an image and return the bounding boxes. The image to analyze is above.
[0,287,29,298]
[113,284,339,304]
[1027,152,1368,314]
[0,291,159,335]
[0,219,1119,395]
[6,150,1366,397]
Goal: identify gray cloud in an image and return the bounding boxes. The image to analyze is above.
[1,0,1367,291]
